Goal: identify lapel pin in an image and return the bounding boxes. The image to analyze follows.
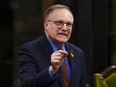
[70,50,74,58]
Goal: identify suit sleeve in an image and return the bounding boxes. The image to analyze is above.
[19,45,54,87]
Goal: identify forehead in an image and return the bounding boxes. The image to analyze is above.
[47,8,74,22]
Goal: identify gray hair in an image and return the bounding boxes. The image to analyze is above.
[44,4,73,20]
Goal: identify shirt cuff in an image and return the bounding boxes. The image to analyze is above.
[48,66,57,80]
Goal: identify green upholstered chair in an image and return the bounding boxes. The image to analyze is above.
[93,65,116,87]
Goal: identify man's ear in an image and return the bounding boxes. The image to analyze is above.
[44,21,49,31]
[44,21,48,26]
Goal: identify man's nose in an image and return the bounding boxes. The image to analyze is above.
[61,23,68,30]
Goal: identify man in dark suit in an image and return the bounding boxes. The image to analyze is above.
[19,4,87,87]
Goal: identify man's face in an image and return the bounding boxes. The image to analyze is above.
[44,8,74,45]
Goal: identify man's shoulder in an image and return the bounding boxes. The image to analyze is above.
[20,36,46,49]
[21,39,38,47]
[66,42,83,52]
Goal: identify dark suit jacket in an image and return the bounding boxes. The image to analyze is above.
[19,36,87,87]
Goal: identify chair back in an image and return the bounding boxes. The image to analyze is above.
[93,65,116,87]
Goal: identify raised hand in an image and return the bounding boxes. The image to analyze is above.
[49,49,68,75]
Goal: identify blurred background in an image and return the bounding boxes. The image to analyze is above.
[0,0,116,87]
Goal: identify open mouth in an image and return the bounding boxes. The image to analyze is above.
[58,33,67,36]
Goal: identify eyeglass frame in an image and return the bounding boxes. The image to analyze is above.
[46,20,73,29]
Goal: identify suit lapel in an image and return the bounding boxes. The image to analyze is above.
[39,36,64,87]
[65,43,79,87]
[39,36,53,63]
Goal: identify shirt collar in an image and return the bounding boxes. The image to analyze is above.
[47,37,66,51]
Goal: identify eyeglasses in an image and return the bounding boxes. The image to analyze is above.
[47,20,73,29]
